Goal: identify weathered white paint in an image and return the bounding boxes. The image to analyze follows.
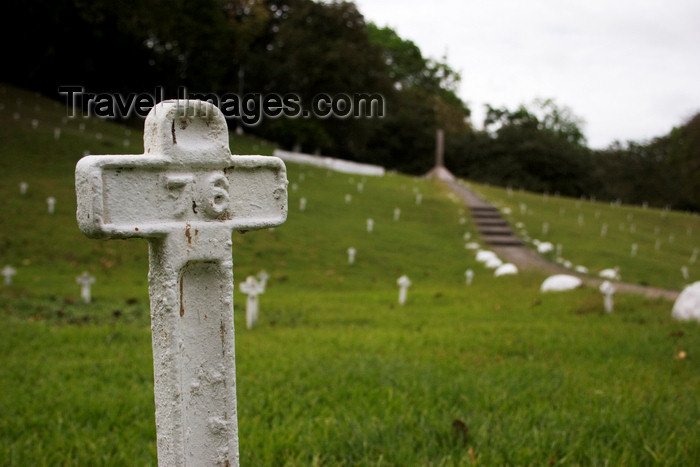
[75,100,287,467]
[239,276,265,330]
[397,275,411,305]
[599,281,615,313]
[2,265,16,285]
[76,271,95,304]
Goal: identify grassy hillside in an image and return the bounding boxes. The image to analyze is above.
[471,183,698,291]
[0,84,699,465]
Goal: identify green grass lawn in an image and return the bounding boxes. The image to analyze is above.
[1,84,699,465]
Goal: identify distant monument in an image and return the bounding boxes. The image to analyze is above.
[424,129,456,182]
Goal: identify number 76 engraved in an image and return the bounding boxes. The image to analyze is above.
[164,172,231,220]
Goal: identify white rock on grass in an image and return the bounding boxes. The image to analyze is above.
[540,274,582,292]
[484,257,503,269]
[537,242,554,254]
[475,250,498,263]
[599,267,621,281]
[494,263,518,277]
[465,242,480,250]
[672,281,700,322]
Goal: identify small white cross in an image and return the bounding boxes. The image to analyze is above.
[465,269,474,286]
[599,281,615,313]
[239,276,265,330]
[2,265,16,286]
[76,271,96,303]
[347,247,356,265]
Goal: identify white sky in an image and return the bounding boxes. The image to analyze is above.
[354,0,700,148]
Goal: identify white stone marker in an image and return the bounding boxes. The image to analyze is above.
[46,197,56,214]
[631,243,638,257]
[299,197,306,211]
[75,100,287,467]
[19,182,28,195]
[76,271,96,304]
[239,275,265,330]
[347,247,356,265]
[416,193,422,205]
[394,207,401,221]
[345,194,352,204]
[397,275,411,305]
[599,280,615,313]
[465,269,474,285]
[681,266,689,281]
[366,218,374,233]
[2,265,16,285]
[690,247,698,264]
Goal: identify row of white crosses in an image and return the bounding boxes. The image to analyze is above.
[75,100,288,466]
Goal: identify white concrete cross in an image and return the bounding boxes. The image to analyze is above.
[347,247,356,265]
[465,269,474,286]
[2,265,16,286]
[76,271,96,303]
[75,100,287,467]
[599,281,616,313]
[257,270,270,292]
[47,196,56,214]
[239,275,265,330]
[681,266,689,281]
[397,275,411,305]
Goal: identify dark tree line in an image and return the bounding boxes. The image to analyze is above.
[3,0,698,210]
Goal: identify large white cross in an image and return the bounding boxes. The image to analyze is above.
[75,100,288,466]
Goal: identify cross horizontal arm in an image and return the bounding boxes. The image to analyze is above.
[76,155,287,239]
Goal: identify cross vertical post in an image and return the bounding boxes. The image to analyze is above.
[75,100,288,466]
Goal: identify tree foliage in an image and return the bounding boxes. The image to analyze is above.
[2,0,697,209]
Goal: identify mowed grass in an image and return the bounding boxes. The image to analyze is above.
[469,182,699,291]
[0,84,699,465]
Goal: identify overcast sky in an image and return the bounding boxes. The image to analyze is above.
[354,0,700,148]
